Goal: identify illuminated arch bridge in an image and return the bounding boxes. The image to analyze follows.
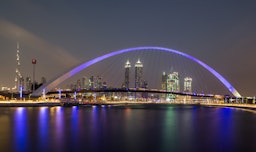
[32,46,241,98]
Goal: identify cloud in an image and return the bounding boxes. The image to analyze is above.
[0,19,82,88]
[0,19,80,67]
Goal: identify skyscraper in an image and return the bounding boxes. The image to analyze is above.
[89,76,94,89]
[161,72,167,91]
[124,60,131,88]
[95,75,103,89]
[82,76,90,90]
[135,59,143,88]
[76,79,82,90]
[25,76,32,92]
[184,77,192,93]
[161,72,167,99]
[14,42,22,92]
[167,72,180,99]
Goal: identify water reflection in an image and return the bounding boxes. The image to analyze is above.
[216,107,235,151]
[71,106,79,145]
[161,106,177,151]
[54,106,64,152]
[38,107,49,151]
[0,108,11,152]
[1,105,256,152]
[90,105,100,151]
[14,107,28,152]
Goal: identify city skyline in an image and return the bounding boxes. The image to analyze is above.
[1,1,256,152]
[2,40,252,95]
[63,58,193,97]
[0,1,256,96]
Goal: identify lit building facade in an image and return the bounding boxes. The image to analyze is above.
[161,72,167,99]
[82,76,90,90]
[184,77,192,93]
[124,60,131,88]
[25,76,32,92]
[89,76,94,89]
[161,72,167,91]
[166,72,180,99]
[95,76,103,89]
[135,59,143,88]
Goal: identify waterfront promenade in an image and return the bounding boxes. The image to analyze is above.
[0,99,60,106]
[1,100,256,111]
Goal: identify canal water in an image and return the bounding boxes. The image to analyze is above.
[0,104,256,152]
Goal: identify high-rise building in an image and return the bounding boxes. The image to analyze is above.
[81,77,86,89]
[76,79,81,90]
[135,59,143,88]
[161,72,167,99]
[25,76,32,92]
[161,72,167,91]
[89,76,94,89]
[14,42,22,92]
[184,77,192,93]
[124,60,131,88]
[167,72,180,99]
[82,76,90,90]
[95,76,102,89]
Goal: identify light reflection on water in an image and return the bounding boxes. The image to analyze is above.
[38,107,49,151]
[0,104,256,152]
[14,107,28,152]
[54,106,65,152]
[161,106,176,151]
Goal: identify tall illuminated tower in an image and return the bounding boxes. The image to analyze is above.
[135,59,143,88]
[124,60,131,88]
[14,42,22,92]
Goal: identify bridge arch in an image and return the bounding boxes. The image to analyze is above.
[32,46,241,97]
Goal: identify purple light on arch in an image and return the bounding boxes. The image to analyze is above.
[32,46,241,97]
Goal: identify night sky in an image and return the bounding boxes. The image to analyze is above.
[0,0,255,96]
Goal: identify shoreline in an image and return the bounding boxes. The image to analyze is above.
[0,100,202,107]
[0,101,61,107]
[0,100,256,110]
